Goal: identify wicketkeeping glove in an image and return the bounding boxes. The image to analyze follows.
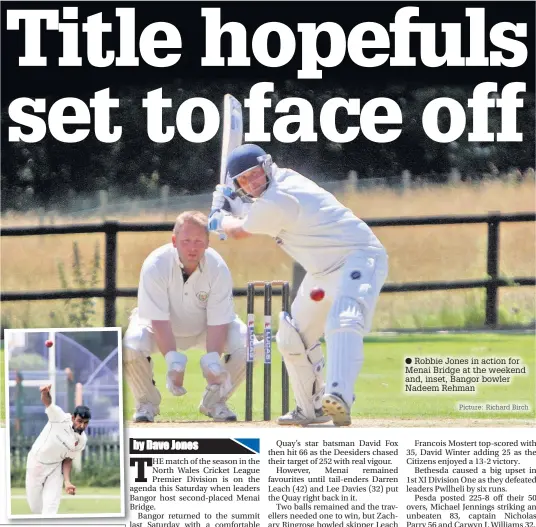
[165,351,187,396]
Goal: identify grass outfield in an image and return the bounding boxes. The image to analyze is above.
[10,486,122,516]
[3,334,534,425]
[124,333,536,422]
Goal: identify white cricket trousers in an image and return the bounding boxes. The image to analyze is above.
[26,454,63,515]
[292,247,388,348]
[292,246,388,407]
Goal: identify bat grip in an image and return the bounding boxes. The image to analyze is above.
[218,198,233,239]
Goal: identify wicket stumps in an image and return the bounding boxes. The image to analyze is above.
[245,281,291,421]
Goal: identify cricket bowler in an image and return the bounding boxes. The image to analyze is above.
[25,384,91,515]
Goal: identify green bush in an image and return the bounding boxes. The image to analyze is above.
[57,241,101,327]
[9,352,47,371]
[77,458,122,487]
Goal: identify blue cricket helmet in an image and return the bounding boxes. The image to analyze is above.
[226,144,268,179]
[226,144,273,200]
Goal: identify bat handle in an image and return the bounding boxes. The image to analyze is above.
[219,203,230,239]
[210,208,227,240]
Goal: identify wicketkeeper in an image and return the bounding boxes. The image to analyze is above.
[123,210,263,423]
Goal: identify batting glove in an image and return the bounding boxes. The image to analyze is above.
[210,186,226,212]
[212,185,244,217]
[208,209,226,235]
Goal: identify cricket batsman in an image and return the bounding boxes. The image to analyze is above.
[209,144,389,426]
[25,384,90,515]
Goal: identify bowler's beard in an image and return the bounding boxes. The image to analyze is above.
[72,425,84,434]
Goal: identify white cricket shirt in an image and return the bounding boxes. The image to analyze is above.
[29,404,87,464]
[137,245,235,337]
[242,167,384,275]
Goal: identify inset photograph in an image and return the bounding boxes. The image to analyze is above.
[4,328,125,518]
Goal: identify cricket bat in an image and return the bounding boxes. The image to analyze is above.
[217,94,243,240]
[220,94,243,186]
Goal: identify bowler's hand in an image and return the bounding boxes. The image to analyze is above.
[65,482,76,495]
[40,384,53,407]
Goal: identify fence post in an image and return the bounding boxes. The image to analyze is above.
[449,168,462,185]
[38,207,45,226]
[161,185,169,220]
[104,221,118,327]
[346,170,358,193]
[401,170,412,192]
[99,190,109,221]
[485,211,500,328]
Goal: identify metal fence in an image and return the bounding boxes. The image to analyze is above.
[27,175,410,223]
[2,212,535,329]
[10,436,121,469]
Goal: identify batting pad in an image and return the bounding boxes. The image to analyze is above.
[276,312,325,418]
[123,308,155,356]
[124,350,162,410]
[325,295,366,408]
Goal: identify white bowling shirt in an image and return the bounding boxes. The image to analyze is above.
[137,245,235,337]
[29,404,87,464]
[242,166,384,275]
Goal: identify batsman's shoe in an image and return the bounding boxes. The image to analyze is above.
[277,407,331,426]
[199,401,237,422]
[322,393,352,427]
[134,403,157,423]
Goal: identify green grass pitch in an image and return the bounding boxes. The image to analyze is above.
[2,334,534,424]
[123,333,535,422]
[10,486,122,516]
